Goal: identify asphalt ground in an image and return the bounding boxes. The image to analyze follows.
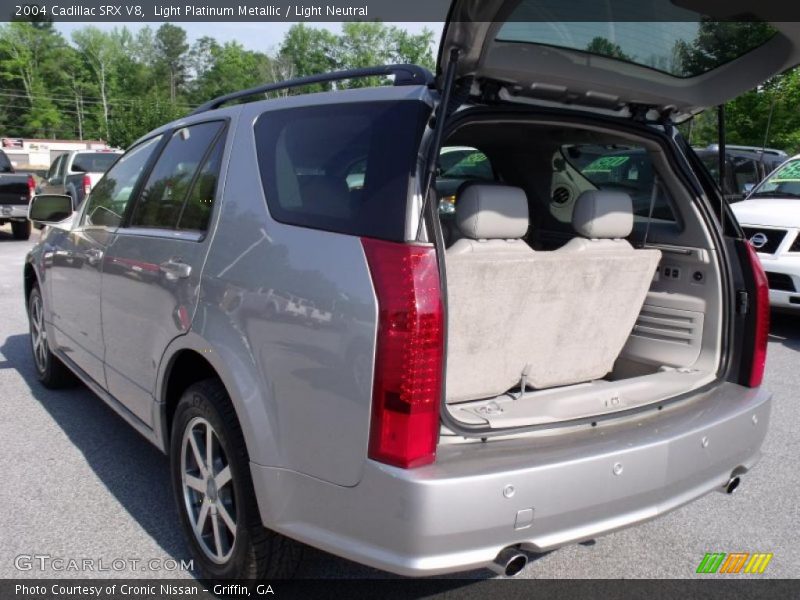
[0,224,797,580]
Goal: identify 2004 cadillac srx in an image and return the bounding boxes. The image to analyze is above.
[24,2,789,580]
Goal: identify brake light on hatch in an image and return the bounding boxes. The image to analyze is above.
[361,238,444,468]
[83,175,91,197]
[27,175,35,200]
[745,242,769,387]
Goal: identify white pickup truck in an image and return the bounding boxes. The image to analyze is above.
[37,149,122,209]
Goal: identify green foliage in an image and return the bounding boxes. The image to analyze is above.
[106,94,184,148]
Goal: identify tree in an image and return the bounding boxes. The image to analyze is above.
[107,93,184,148]
[0,21,67,137]
[155,24,188,102]
[72,27,120,140]
[585,36,632,61]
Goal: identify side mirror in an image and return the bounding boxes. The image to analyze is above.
[29,194,73,224]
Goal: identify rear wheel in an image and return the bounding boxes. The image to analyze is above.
[170,379,303,580]
[11,220,31,240]
[28,285,75,388]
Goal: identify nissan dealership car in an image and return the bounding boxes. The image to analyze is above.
[732,155,800,311]
[22,2,789,581]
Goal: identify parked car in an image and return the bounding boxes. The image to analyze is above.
[25,6,779,581]
[38,150,122,210]
[0,148,35,239]
[732,154,800,311]
[694,146,787,203]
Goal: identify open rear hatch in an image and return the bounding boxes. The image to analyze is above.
[438,1,800,120]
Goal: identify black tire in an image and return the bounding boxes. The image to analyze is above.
[170,379,303,581]
[28,285,76,388]
[12,220,31,240]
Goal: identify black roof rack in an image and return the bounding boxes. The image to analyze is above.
[190,64,433,115]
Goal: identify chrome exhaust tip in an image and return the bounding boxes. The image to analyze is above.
[489,547,528,577]
[724,475,741,495]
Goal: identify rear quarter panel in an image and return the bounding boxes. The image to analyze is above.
[196,98,380,487]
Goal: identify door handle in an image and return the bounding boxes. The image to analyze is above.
[85,248,103,266]
[159,258,192,281]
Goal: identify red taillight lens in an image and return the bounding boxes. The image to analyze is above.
[27,175,35,200]
[83,175,91,196]
[361,238,444,469]
[745,242,769,387]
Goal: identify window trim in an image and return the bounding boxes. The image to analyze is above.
[120,117,230,239]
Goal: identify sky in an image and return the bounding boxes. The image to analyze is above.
[54,22,444,55]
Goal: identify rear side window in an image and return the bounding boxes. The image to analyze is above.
[71,152,119,173]
[254,101,431,241]
[0,151,12,173]
[130,121,225,230]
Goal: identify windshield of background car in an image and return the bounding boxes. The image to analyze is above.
[750,159,800,198]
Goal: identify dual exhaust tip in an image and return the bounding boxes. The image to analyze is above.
[489,547,529,577]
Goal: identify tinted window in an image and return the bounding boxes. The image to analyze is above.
[130,121,224,229]
[82,136,162,228]
[71,153,119,173]
[46,155,63,180]
[254,101,431,241]
[440,147,493,180]
[565,145,677,222]
[177,134,225,231]
[0,151,13,173]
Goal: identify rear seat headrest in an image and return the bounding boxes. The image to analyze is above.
[456,184,529,240]
[572,190,633,239]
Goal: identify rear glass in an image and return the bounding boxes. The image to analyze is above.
[497,17,776,78]
[254,101,431,241]
[72,153,119,173]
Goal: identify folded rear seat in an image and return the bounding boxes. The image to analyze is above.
[445,186,661,404]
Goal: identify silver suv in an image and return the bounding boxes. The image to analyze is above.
[25,8,787,580]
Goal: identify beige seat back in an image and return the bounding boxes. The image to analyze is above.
[445,188,661,404]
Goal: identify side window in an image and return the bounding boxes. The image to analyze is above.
[0,152,12,173]
[733,159,759,194]
[177,134,225,231]
[439,147,494,180]
[130,121,224,230]
[563,145,678,224]
[56,155,68,177]
[47,155,63,181]
[254,101,431,241]
[82,136,162,228]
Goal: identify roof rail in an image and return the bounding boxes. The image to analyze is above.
[190,64,434,115]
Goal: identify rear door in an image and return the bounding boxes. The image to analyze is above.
[440,1,800,119]
[100,120,227,426]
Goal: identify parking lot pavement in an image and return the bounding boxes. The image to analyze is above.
[1,223,798,580]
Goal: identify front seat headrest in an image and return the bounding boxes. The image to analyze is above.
[572,190,633,239]
[456,184,529,240]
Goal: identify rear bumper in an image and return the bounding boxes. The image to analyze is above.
[250,383,770,576]
[0,204,28,219]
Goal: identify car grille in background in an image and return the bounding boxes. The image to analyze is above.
[765,272,796,292]
[741,227,787,254]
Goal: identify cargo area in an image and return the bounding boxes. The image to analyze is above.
[436,116,724,430]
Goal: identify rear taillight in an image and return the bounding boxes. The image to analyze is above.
[27,175,35,200]
[361,238,444,469]
[83,175,91,196]
[745,242,769,387]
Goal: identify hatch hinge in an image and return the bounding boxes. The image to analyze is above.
[478,79,502,104]
[736,290,750,315]
[628,103,654,123]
